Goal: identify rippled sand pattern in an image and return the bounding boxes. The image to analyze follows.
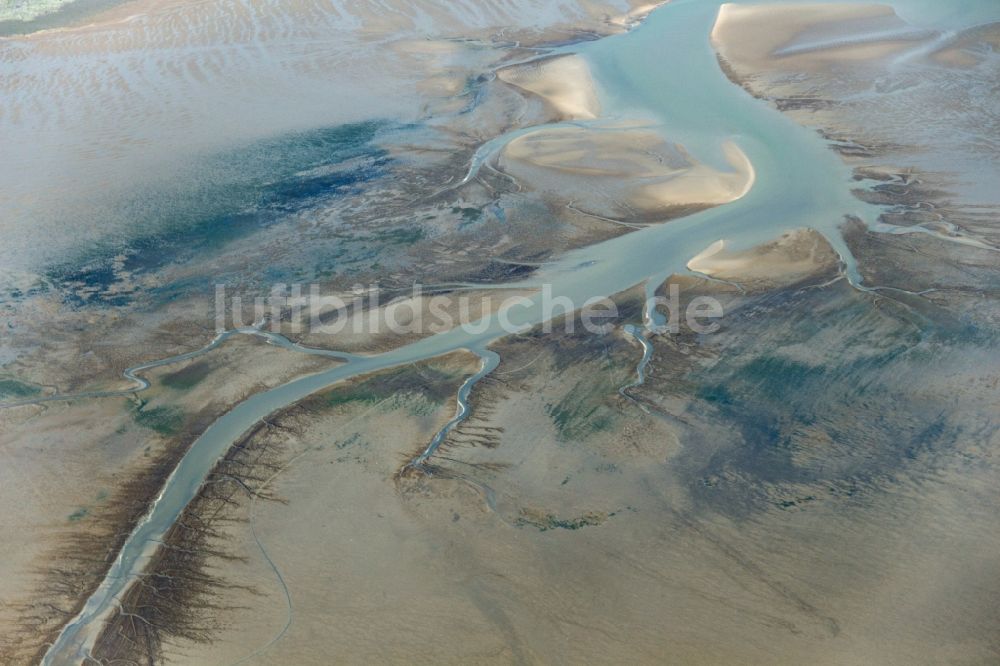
[0,0,650,275]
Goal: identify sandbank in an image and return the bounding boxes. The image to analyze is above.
[497,54,601,121]
[498,124,755,219]
[712,3,933,74]
[687,228,839,290]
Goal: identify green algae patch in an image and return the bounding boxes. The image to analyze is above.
[133,405,184,435]
[308,363,462,414]
[373,226,425,246]
[545,380,617,441]
[0,378,41,399]
[515,508,611,532]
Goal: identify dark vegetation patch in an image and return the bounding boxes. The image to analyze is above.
[305,360,462,413]
[545,380,617,441]
[0,378,40,399]
[85,353,489,663]
[774,96,832,112]
[452,205,482,228]
[510,291,643,374]
[371,226,426,246]
[160,360,212,390]
[677,284,972,516]
[461,260,536,283]
[132,404,185,436]
[7,401,224,663]
[89,405,302,663]
[514,508,612,531]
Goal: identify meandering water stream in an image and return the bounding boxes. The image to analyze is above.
[405,347,501,471]
[0,323,357,410]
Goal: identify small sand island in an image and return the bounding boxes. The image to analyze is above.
[499,127,755,219]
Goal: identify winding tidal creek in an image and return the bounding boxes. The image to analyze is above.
[43,0,984,660]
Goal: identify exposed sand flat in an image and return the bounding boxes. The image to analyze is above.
[497,54,601,120]
[290,288,538,353]
[10,1,996,663]
[637,140,755,209]
[687,229,839,290]
[609,1,668,30]
[0,335,342,661]
[498,124,755,219]
[712,3,935,73]
[0,0,649,278]
[393,39,472,103]
[136,282,1000,666]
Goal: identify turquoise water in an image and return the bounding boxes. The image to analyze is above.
[50,121,389,307]
[41,1,997,662]
[889,0,1000,29]
[579,0,879,278]
[0,0,121,36]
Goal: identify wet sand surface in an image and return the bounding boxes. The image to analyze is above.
[2,0,1000,663]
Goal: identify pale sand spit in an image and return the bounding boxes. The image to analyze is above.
[498,124,755,219]
[712,3,933,73]
[497,54,601,121]
[687,228,839,289]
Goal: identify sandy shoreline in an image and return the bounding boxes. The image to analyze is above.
[712,2,942,76]
[687,228,839,291]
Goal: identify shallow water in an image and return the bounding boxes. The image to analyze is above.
[40,0,999,662]
[407,347,501,469]
[619,324,653,394]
